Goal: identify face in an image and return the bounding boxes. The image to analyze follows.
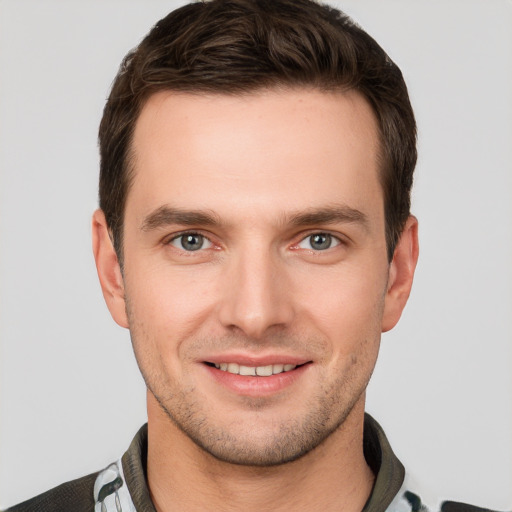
[94,88,416,466]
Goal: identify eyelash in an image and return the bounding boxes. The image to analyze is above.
[165,230,344,253]
[294,232,342,251]
[166,231,214,252]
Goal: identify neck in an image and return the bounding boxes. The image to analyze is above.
[146,394,375,512]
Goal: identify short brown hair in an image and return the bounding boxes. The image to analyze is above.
[99,0,416,262]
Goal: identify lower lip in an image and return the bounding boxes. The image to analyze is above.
[204,364,310,397]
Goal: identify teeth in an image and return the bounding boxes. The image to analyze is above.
[227,363,240,374]
[212,362,297,376]
[256,365,273,376]
[273,364,284,373]
[239,365,256,376]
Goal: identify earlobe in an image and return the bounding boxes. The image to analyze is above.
[92,209,129,328]
[381,215,419,333]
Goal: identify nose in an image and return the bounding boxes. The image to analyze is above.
[217,246,295,339]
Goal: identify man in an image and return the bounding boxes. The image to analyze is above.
[2,1,497,511]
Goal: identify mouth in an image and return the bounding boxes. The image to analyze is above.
[204,362,305,376]
[202,359,311,396]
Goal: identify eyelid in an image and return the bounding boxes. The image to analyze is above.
[291,230,345,251]
[162,229,347,252]
[164,230,216,250]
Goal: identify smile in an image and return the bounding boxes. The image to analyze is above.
[211,363,298,376]
[204,360,311,396]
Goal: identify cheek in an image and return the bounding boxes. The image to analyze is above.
[299,264,387,327]
[124,263,219,349]
[293,263,387,369]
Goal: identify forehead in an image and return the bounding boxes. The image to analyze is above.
[128,88,382,222]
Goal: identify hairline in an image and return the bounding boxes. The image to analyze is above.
[113,84,394,267]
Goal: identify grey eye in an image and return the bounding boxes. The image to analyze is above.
[310,233,332,250]
[170,233,212,251]
[297,233,339,251]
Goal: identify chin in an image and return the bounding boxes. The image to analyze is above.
[154,386,360,467]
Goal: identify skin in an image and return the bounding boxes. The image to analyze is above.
[93,88,419,512]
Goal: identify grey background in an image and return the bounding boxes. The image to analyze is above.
[1,0,511,508]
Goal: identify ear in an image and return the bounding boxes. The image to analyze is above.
[381,215,419,333]
[92,209,129,328]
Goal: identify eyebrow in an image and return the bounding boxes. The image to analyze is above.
[288,205,369,229]
[141,206,221,232]
[140,203,368,232]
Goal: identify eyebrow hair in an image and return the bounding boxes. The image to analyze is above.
[141,206,221,231]
[288,205,369,229]
[140,203,368,232]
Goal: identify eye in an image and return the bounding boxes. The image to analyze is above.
[297,233,340,251]
[169,233,213,251]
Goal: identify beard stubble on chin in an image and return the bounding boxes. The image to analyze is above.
[130,327,375,468]
[150,379,364,467]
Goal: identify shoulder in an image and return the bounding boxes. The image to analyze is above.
[396,489,506,512]
[440,501,506,512]
[2,472,98,512]
[2,425,149,512]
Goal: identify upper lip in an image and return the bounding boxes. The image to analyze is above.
[200,353,312,366]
